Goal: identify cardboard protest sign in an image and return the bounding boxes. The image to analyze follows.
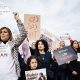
[24,14,40,44]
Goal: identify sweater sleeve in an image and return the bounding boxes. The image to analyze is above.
[14,19,27,47]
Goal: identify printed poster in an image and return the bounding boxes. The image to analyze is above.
[53,46,77,65]
[25,68,47,80]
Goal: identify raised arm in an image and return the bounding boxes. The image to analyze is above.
[13,12,27,47]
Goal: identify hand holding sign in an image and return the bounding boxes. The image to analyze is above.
[72,71,78,75]
[66,61,70,64]
[53,46,77,65]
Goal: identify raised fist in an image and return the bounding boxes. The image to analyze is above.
[13,12,19,21]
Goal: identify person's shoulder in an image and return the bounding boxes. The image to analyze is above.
[46,52,52,58]
[34,50,40,56]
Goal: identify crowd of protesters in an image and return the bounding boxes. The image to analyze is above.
[19,39,80,80]
[0,12,80,80]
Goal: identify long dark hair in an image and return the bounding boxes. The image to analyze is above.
[71,40,80,53]
[27,56,40,70]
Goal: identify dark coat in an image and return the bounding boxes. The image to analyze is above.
[34,50,57,80]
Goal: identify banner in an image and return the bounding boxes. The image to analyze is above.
[19,38,31,64]
[40,34,53,48]
[53,46,77,65]
[24,14,40,44]
[25,68,47,80]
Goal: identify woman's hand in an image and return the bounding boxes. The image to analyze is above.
[66,61,70,64]
[72,71,78,75]
[13,12,19,22]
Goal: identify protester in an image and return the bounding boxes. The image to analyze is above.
[0,12,27,80]
[69,40,80,80]
[54,40,69,80]
[26,55,40,70]
[20,55,40,80]
[34,39,56,80]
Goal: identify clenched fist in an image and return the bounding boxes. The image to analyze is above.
[13,12,20,22]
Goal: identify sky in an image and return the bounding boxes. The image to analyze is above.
[0,0,80,41]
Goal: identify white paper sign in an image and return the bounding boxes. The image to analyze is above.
[25,68,47,80]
